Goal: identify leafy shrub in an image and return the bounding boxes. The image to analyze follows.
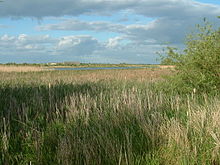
[160,19,220,93]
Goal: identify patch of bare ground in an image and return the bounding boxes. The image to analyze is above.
[158,65,175,69]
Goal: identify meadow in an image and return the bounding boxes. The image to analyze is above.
[0,66,220,165]
[0,65,45,72]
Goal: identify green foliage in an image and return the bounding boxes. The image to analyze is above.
[160,19,220,93]
[159,47,183,65]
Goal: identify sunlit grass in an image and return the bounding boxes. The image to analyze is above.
[0,65,46,72]
[0,68,219,164]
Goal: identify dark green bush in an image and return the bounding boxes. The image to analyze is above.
[160,19,220,93]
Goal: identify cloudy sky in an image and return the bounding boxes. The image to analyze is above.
[0,0,220,64]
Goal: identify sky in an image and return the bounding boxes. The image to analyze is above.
[0,0,220,64]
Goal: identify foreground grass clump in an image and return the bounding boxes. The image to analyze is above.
[0,70,219,164]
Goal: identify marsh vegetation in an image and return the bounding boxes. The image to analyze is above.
[1,20,220,165]
[0,67,218,165]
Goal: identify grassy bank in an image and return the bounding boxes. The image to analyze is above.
[0,69,219,164]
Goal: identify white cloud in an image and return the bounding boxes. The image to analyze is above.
[0,34,103,58]
[3,0,220,46]
[1,0,220,18]
[106,36,124,48]
[1,0,220,63]
[1,34,15,41]
[55,35,102,56]
[0,34,57,54]
[0,33,163,63]
[37,17,198,44]
[37,19,125,33]
[36,0,220,46]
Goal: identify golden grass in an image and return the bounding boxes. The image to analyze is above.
[73,68,173,82]
[0,68,173,85]
[0,65,46,72]
[1,66,220,164]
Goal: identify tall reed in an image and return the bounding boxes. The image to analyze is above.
[0,70,219,164]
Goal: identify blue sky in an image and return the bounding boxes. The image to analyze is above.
[0,0,220,64]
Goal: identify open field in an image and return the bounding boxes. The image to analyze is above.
[1,67,220,165]
[0,64,174,72]
[0,67,173,84]
[0,63,175,73]
[49,63,153,68]
[0,65,46,72]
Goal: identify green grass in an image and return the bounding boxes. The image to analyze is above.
[0,70,220,164]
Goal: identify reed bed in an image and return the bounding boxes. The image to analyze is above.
[0,65,46,72]
[0,68,172,84]
[0,68,218,164]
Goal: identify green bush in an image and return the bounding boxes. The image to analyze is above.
[160,19,220,93]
